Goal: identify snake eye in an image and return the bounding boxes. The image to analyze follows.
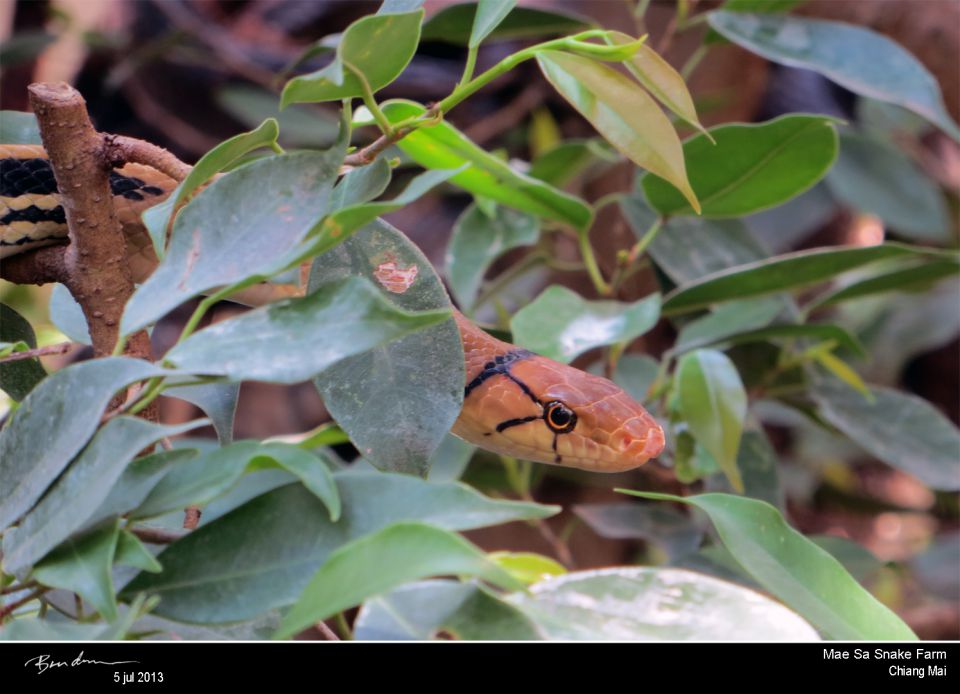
[545,401,577,433]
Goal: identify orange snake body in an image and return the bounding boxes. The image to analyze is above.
[1,145,665,472]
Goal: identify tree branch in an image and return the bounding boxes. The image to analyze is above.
[103,134,192,182]
[0,342,77,364]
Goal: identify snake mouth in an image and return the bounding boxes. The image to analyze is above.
[617,419,666,464]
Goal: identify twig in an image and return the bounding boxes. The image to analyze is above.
[0,342,76,364]
[130,526,186,544]
[532,517,575,569]
[0,587,49,620]
[1,580,38,595]
[314,621,341,641]
[104,134,192,182]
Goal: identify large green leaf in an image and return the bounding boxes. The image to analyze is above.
[0,303,46,401]
[662,243,945,314]
[359,100,592,230]
[355,579,541,640]
[122,150,342,336]
[310,220,463,476]
[537,50,698,213]
[0,358,165,528]
[619,491,917,640]
[673,298,784,354]
[677,320,866,359]
[48,284,90,344]
[812,379,960,491]
[2,417,205,572]
[216,86,340,149]
[164,381,239,445]
[163,276,448,384]
[826,133,951,243]
[511,285,660,363]
[507,567,818,640]
[32,523,121,621]
[469,0,517,47]
[121,472,556,623]
[0,110,42,143]
[281,10,423,106]
[708,11,960,141]
[446,203,539,309]
[807,258,960,311]
[421,3,592,45]
[274,522,524,638]
[642,115,838,217]
[675,350,747,492]
[141,119,281,256]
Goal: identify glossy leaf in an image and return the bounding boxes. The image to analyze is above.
[421,3,592,45]
[489,551,566,586]
[678,321,867,359]
[274,522,524,638]
[676,349,747,492]
[0,358,165,529]
[281,10,423,106]
[608,32,707,136]
[115,530,162,573]
[470,0,517,47]
[528,139,616,187]
[574,503,702,560]
[447,203,539,309]
[48,284,90,344]
[122,472,557,623]
[708,11,960,141]
[33,524,120,621]
[164,276,448,384]
[706,429,784,510]
[825,133,951,243]
[310,219,464,476]
[642,115,838,217]
[124,150,343,335]
[164,381,240,445]
[361,101,592,230]
[330,158,392,211]
[426,434,476,483]
[507,567,818,640]
[662,243,942,314]
[216,86,340,149]
[812,379,960,491]
[511,285,660,363]
[355,579,541,640]
[618,491,917,640]
[1,417,205,572]
[674,298,784,354]
[141,119,281,256]
[811,258,960,312]
[537,50,698,212]
[589,354,660,403]
[0,303,46,401]
[0,110,42,143]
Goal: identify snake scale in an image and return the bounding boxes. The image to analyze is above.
[1,144,665,472]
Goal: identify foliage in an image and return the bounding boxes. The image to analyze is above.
[2,0,957,642]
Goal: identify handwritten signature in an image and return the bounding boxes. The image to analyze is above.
[24,651,139,675]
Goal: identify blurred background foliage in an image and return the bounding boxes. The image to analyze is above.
[0,0,957,639]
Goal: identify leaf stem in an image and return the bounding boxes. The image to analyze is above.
[577,228,612,296]
[460,44,479,87]
[344,60,393,136]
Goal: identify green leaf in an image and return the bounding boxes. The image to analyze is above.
[470,0,517,47]
[355,579,541,640]
[678,321,867,359]
[489,551,566,586]
[281,10,424,106]
[1,417,205,572]
[812,379,960,491]
[421,3,592,45]
[216,86,340,149]
[361,100,592,230]
[115,530,162,573]
[537,50,698,213]
[134,441,339,520]
[661,243,944,314]
[811,535,883,585]
[574,503,703,560]
[808,258,960,310]
[141,118,281,257]
[707,429,784,510]
[33,523,121,621]
[123,149,342,336]
[86,449,198,530]
[608,32,708,136]
[588,353,660,404]
[674,298,784,354]
[0,357,166,529]
[164,381,239,445]
[528,139,616,187]
[707,11,960,141]
[0,303,46,401]
[122,472,557,623]
[446,203,539,309]
[426,434,476,483]
[617,491,917,640]
[310,220,463,476]
[813,350,871,399]
[48,284,90,344]
[825,133,951,243]
[330,158,392,211]
[274,522,524,638]
[511,285,660,364]
[675,349,747,492]
[0,110,42,143]
[507,567,818,640]
[164,276,447,384]
[642,115,838,217]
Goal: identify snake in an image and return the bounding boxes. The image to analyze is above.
[1,144,665,472]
